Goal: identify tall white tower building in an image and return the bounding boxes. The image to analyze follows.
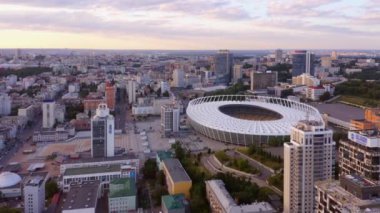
[91,103,115,158]
[127,80,137,104]
[42,100,56,128]
[283,120,335,213]
[161,104,180,134]
[24,176,45,213]
[172,69,185,88]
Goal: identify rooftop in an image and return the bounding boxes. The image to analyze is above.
[163,159,191,183]
[64,164,121,176]
[313,103,364,123]
[316,179,380,211]
[26,176,44,187]
[109,178,136,198]
[162,194,187,210]
[157,150,173,161]
[62,180,100,211]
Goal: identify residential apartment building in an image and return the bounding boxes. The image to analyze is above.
[284,120,335,213]
[42,100,55,128]
[205,179,275,213]
[161,104,180,135]
[250,71,278,90]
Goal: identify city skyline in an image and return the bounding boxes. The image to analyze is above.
[0,0,379,50]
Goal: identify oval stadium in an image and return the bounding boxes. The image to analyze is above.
[186,95,324,146]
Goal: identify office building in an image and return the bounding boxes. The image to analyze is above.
[161,81,170,95]
[250,71,278,90]
[292,50,315,76]
[127,80,137,104]
[24,176,45,213]
[161,194,188,213]
[339,130,380,180]
[91,103,114,158]
[172,69,185,88]
[105,82,116,111]
[284,120,335,213]
[331,51,338,60]
[275,49,283,63]
[0,93,11,116]
[315,175,380,212]
[61,180,101,213]
[42,100,56,128]
[161,104,180,134]
[292,73,320,87]
[214,50,233,84]
[206,179,275,213]
[108,178,137,212]
[232,64,242,83]
[162,159,192,198]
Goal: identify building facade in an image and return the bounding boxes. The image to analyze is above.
[24,176,45,213]
[108,178,136,213]
[292,50,315,76]
[127,80,137,104]
[91,103,115,158]
[172,69,185,88]
[283,120,335,213]
[0,93,11,116]
[206,179,275,213]
[162,159,192,199]
[105,82,116,111]
[250,71,278,90]
[42,100,56,128]
[214,50,233,84]
[161,104,180,134]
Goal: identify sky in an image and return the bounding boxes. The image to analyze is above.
[0,0,379,50]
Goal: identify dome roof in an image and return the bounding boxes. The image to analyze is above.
[0,172,22,188]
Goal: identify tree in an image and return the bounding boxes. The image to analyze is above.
[142,159,157,180]
[319,91,331,102]
[45,180,59,200]
[162,91,170,97]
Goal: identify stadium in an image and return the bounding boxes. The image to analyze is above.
[186,95,324,146]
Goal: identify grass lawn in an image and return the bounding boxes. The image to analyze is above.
[337,95,380,107]
[238,148,283,171]
[215,151,259,174]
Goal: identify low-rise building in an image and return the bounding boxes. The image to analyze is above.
[108,178,137,212]
[156,150,174,170]
[205,179,275,213]
[315,175,380,212]
[162,159,192,198]
[61,180,101,213]
[161,194,188,213]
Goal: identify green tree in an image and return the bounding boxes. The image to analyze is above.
[45,180,59,200]
[319,91,331,102]
[142,159,158,180]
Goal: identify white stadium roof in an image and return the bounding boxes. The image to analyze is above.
[187,95,324,137]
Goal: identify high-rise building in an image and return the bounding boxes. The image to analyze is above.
[250,71,278,90]
[24,176,45,213]
[161,104,180,134]
[214,50,233,84]
[275,49,283,63]
[292,50,315,76]
[91,103,115,158]
[172,69,185,88]
[160,81,170,95]
[0,93,11,116]
[42,100,56,128]
[127,80,137,104]
[105,82,116,111]
[284,120,335,213]
[232,64,242,83]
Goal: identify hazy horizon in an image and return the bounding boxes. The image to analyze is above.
[0,0,379,49]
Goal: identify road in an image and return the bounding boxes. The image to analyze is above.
[201,155,283,196]
[0,115,42,166]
